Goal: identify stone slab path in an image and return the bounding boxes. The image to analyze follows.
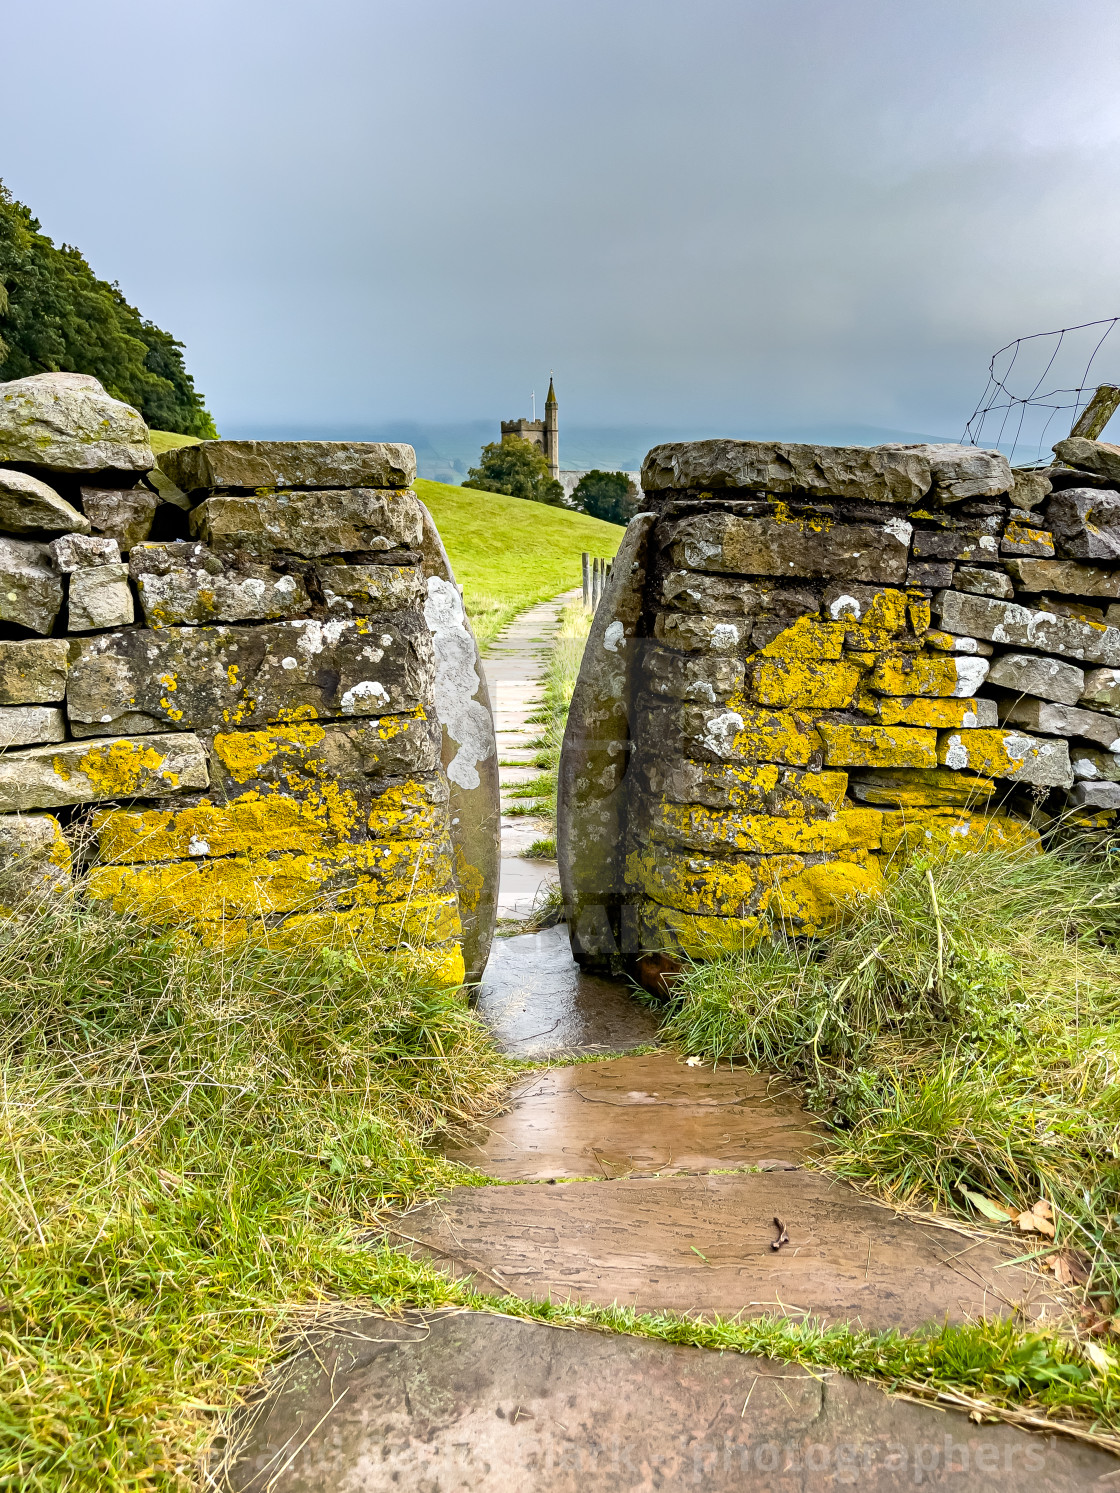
[481,590,580,921]
[231,1310,1116,1491]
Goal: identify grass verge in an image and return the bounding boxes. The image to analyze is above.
[0,895,508,1490]
[653,846,1120,1314]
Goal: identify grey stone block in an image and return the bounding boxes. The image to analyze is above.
[939,727,1072,788]
[1000,522,1053,558]
[49,534,121,571]
[157,439,416,493]
[1046,488,1120,561]
[1069,780,1120,809]
[1006,557,1120,598]
[0,733,208,811]
[667,510,910,585]
[954,566,1014,600]
[912,527,1001,563]
[907,560,953,589]
[0,813,70,901]
[0,373,153,473]
[1081,667,1120,715]
[642,643,745,703]
[1052,436,1120,484]
[925,630,993,656]
[1071,746,1120,782]
[79,487,160,551]
[0,468,90,535]
[986,652,1084,705]
[1000,696,1120,751]
[320,563,424,616]
[67,564,135,631]
[0,705,66,747]
[190,488,423,559]
[659,569,818,619]
[0,639,69,703]
[69,712,163,739]
[65,616,435,733]
[935,589,1120,667]
[653,611,748,653]
[1009,468,1052,509]
[130,542,309,627]
[0,537,63,634]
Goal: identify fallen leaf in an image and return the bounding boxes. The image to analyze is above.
[1083,1342,1117,1375]
[685,1056,703,1067]
[1017,1202,1056,1237]
[957,1184,1013,1224]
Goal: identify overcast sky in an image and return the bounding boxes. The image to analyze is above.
[4,0,1120,445]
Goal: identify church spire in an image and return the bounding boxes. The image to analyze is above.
[544,372,559,479]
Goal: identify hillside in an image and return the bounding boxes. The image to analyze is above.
[147,434,625,647]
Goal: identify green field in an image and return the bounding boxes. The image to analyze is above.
[147,434,625,648]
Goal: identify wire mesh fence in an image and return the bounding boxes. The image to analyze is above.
[963,317,1120,467]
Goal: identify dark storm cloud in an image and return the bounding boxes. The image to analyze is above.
[3,0,1120,438]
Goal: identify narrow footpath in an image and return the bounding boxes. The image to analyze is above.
[231,597,1116,1491]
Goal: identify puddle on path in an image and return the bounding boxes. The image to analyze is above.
[443,1050,816,1179]
[389,1171,1063,1334]
[474,923,658,1058]
[229,1309,1114,1491]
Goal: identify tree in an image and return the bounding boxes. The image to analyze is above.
[0,180,217,437]
[462,437,566,505]
[572,469,636,525]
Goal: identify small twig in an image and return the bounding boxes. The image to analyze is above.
[926,866,945,990]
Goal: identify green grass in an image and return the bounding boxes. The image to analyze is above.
[413,479,622,649]
[653,846,1120,1308]
[0,895,509,1490]
[147,430,201,456]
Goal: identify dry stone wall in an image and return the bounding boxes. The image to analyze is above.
[559,436,1120,973]
[0,374,499,984]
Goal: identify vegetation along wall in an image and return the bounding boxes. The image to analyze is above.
[0,372,499,983]
[559,435,1120,978]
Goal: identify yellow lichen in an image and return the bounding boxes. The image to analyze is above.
[648,800,849,854]
[816,722,937,770]
[75,740,180,796]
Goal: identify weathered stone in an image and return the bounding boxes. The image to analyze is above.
[67,563,135,631]
[987,652,1084,705]
[637,756,846,815]
[644,798,848,855]
[659,569,817,618]
[637,700,825,766]
[850,767,995,808]
[1052,435,1120,484]
[204,715,443,800]
[66,616,435,732]
[907,560,953,589]
[653,611,747,652]
[129,542,309,627]
[1006,556,1120,599]
[626,841,800,919]
[1045,487,1120,560]
[0,537,62,633]
[157,439,416,493]
[816,722,937,769]
[0,373,153,473]
[879,809,1040,858]
[938,728,1072,787]
[642,644,744,702]
[49,533,121,571]
[190,488,423,559]
[912,527,1001,563]
[0,468,90,535]
[319,562,423,617]
[870,654,988,697]
[1000,697,1120,752]
[0,733,208,811]
[558,514,656,965]
[1001,521,1053,558]
[79,487,159,550]
[924,629,993,656]
[1071,747,1120,783]
[877,696,998,728]
[641,439,1009,503]
[1069,780,1120,809]
[1080,667,1120,715]
[667,510,910,584]
[69,711,162,739]
[0,813,70,903]
[750,654,864,709]
[934,589,1120,666]
[819,583,909,629]
[953,566,1014,600]
[0,705,66,746]
[1009,467,1052,509]
[0,639,69,703]
[414,498,500,984]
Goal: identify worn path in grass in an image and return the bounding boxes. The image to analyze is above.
[231,600,1113,1488]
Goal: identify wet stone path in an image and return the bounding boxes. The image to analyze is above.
[230,595,1115,1490]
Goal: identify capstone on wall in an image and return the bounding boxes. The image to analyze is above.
[559,436,1120,975]
[0,373,499,984]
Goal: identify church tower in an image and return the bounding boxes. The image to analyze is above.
[544,374,559,479]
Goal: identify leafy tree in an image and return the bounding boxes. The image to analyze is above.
[462,437,565,505]
[572,469,636,525]
[0,180,217,437]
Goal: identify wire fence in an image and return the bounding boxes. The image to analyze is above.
[962,317,1120,467]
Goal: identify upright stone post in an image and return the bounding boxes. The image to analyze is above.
[582,551,591,609]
